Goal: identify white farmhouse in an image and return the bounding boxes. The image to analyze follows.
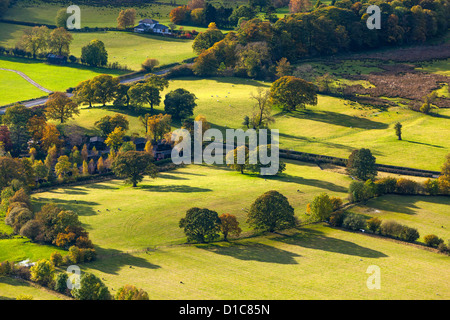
[134,19,171,35]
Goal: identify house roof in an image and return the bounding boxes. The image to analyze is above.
[153,23,169,30]
[140,19,159,24]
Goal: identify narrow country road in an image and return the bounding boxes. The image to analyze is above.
[0,67,172,110]
[0,67,53,93]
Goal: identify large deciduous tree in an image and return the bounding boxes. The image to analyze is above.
[247,190,296,232]
[81,39,108,67]
[164,88,197,119]
[179,207,221,243]
[48,27,73,56]
[347,148,377,181]
[117,8,136,29]
[111,151,157,187]
[45,92,79,123]
[269,76,317,112]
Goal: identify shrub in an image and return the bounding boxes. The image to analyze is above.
[329,196,343,211]
[54,272,69,294]
[348,181,373,203]
[374,177,398,195]
[395,178,419,194]
[367,217,382,234]
[329,210,346,227]
[50,252,63,267]
[423,179,439,195]
[308,193,333,222]
[424,234,444,248]
[115,284,149,300]
[437,242,449,254]
[399,226,420,242]
[341,213,366,231]
[380,220,404,238]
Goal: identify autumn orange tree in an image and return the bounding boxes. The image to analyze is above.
[169,6,191,24]
[45,92,79,123]
[147,113,172,142]
[219,214,242,241]
[117,8,136,29]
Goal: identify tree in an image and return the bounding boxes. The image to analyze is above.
[115,285,149,300]
[105,127,126,151]
[226,146,249,174]
[45,92,79,123]
[307,193,333,222]
[347,148,377,181]
[18,26,49,58]
[141,58,160,72]
[72,273,111,300]
[179,207,221,243]
[54,272,69,294]
[247,190,296,232]
[269,76,317,111]
[73,79,96,108]
[275,57,293,78]
[95,114,129,136]
[170,6,191,24]
[117,8,136,29]
[187,0,205,10]
[30,259,55,287]
[54,155,72,179]
[81,39,108,67]
[90,74,120,106]
[420,92,437,114]
[192,27,225,54]
[48,27,73,56]
[249,88,274,129]
[289,0,312,13]
[219,214,242,241]
[111,151,157,187]
[164,88,197,119]
[55,8,71,27]
[128,82,161,112]
[41,124,63,152]
[394,122,402,140]
[147,114,172,142]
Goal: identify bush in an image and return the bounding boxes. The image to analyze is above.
[341,213,366,231]
[380,220,404,238]
[329,196,343,211]
[424,234,444,248]
[328,210,346,227]
[395,178,419,194]
[367,217,382,234]
[348,181,373,203]
[399,226,420,242]
[50,252,63,267]
[380,220,419,242]
[54,272,69,294]
[374,177,397,195]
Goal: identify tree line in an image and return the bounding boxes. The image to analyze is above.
[190,0,450,80]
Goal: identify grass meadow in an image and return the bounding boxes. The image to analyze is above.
[0,56,127,106]
[24,162,450,300]
[65,76,450,171]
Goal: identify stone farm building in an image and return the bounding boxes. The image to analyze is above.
[134,19,171,35]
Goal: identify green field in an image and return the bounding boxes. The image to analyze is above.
[0,69,48,105]
[26,162,450,300]
[65,76,450,171]
[348,195,450,243]
[0,276,62,300]
[31,160,351,252]
[0,56,126,106]
[69,31,195,71]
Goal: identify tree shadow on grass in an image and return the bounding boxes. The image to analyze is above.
[31,197,99,217]
[273,228,387,258]
[87,247,161,276]
[197,241,300,264]
[263,172,349,194]
[288,109,389,130]
[138,184,212,193]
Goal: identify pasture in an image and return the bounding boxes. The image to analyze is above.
[64,76,450,171]
[0,56,126,106]
[26,161,449,299]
